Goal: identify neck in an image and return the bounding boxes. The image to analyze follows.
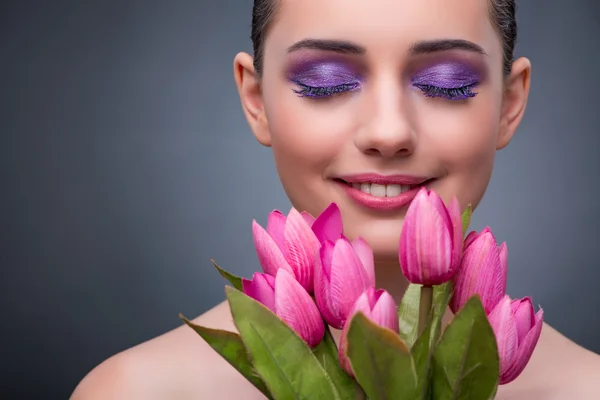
[373,258,410,303]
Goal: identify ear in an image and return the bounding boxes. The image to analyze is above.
[497,57,531,150]
[233,52,271,147]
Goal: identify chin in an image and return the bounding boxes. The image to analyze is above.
[344,218,404,262]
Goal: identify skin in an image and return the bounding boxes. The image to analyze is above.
[71,0,600,398]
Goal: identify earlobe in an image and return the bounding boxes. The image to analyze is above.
[497,57,532,150]
[233,52,271,147]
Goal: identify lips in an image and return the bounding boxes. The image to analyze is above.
[334,174,435,211]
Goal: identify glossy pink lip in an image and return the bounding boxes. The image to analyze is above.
[337,173,430,185]
[334,174,434,212]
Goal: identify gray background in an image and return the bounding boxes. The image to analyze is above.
[1,1,599,398]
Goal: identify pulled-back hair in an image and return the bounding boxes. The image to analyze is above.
[251,0,517,77]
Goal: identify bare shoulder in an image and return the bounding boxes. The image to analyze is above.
[70,301,266,400]
[496,323,600,399]
[560,339,600,398]
[544,324,600,397]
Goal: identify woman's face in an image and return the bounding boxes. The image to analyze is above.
[236,0,530,261]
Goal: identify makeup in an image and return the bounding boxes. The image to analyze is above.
[410,59,483,100]
[286,58,363,98]
[334,174,434,212]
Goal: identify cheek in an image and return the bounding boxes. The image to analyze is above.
[262,84,353,215]
[416,89,501,208]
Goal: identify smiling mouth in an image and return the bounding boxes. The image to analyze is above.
[334,178,435,198]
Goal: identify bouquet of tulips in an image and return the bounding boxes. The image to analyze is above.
[181,188,543,399]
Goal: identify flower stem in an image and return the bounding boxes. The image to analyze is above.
[419,285,434,335]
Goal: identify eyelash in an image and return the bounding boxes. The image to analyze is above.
[413,83,478,100]
[293,82,478,101]
[293,82,360,98]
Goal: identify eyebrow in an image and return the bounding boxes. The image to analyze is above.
[409,39,487,56]
[287,39,366,55]
[286,38,487,56]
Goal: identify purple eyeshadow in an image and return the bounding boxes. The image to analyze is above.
[287,60,362,87]
[411,62,481,89]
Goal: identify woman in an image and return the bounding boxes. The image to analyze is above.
[72,0,600,398]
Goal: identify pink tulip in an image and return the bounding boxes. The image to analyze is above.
[450,227,508,314]
[242,269,325,347]
[338,288,399,376]
[399,188,463,286]
[487,295,544,384]
[314,236,376,329]
[252,208,321,292]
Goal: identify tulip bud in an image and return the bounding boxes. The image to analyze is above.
[338,288,399,376]
[487,295,544,384]
[252,208,321,292]
[450,227,507,314]
[243,269,325,347]
[399,188,463,286]
[314,236,375,329]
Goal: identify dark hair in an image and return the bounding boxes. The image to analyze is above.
[251,0,517,77]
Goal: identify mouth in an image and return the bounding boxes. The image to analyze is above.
[333,174,436,211]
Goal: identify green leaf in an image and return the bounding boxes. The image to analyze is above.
[398,283,422,348]
[431,297,499,400]
[180,315,272,398]
[312,328,366,400]
[211,259,243,291]
[346,313,418,399]
[430,282,453,348]
[461,204,473,238]
[226,286,340,400]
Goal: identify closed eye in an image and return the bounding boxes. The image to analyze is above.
[292,81,361,99]
[414,83,478,101]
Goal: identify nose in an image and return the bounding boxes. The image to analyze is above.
[354,81,416,158]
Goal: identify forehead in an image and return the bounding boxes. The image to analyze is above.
[266,0,501,63]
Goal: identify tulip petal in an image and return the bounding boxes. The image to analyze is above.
[511,297,535,344]
[350,289,373,316]
[371,290,399,332]
[301,211,316,227]
[283,208,320,292]
[399,189,426,282]
[330,238,373,324]
[498,241,508,291]
[242,273,276,312]
[464,230,479,249]
[319,240,334,280]
[429,191,450,227]
[267,210,287,253]
[314,241,342,328]
[351,237,376,287]
[464,227,491,249]
[311,203,343,243]
[448,197,464,268]
[499,242,508,274]
[488,296,519,377]
[274,269,325,347]
[500,307,544,384]
[451,231,504,314]
[414,196,453,283]
[252,220,294,277]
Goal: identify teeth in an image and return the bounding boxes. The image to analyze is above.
[350,182,413,197]
[385,184,403,197]
[370,183,386,197]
